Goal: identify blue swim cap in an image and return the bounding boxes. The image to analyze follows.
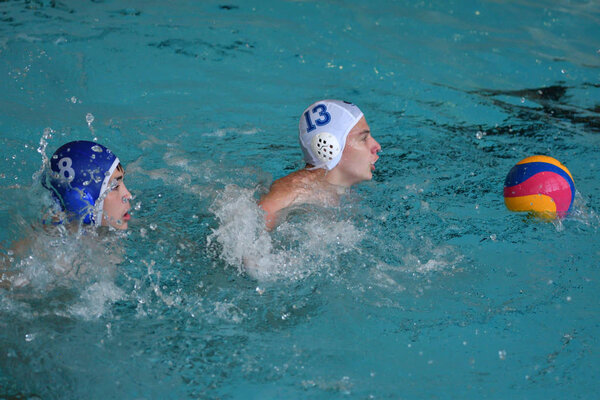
[47,141,120,226]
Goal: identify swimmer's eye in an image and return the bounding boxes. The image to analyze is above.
[111,176,124,190]
[108,180,120,190]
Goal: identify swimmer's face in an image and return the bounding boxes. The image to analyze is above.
[102,166,132,230]
[335,117,381,185]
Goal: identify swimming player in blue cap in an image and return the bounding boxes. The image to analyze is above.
[259,99,381,229]
[0,140,132,289]
[46,140,132,229]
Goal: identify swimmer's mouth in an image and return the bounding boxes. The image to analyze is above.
[122,211,131,221]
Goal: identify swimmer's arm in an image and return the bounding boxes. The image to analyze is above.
[258,183,296,231]
[0,237,32,289]
[258,194,284,231]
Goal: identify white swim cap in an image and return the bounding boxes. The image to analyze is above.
[298,99,364,170]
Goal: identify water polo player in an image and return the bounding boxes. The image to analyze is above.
[45,140,132,230]
[259,99,381,229]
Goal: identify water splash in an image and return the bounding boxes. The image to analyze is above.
[86,113,97,141]
[548,191,599,232]
[207,185,364,281]
[1,223,125,318]
[69,281,125,320]
[33,127,54,182]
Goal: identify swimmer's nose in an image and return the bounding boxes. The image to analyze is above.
[122,184,132,204]
[371,137,381,154]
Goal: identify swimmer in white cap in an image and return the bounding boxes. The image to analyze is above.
[259,99,381,229]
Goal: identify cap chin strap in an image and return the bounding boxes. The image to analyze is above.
[94,158,120,227]
[306,163,327,171]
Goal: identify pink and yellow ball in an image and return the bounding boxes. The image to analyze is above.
[504,155,575,218]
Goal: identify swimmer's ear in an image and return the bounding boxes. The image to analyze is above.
[62,188,96,225]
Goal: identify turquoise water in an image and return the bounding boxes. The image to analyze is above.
[1,0,599,398]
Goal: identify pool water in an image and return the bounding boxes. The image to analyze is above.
[1,0,599,398]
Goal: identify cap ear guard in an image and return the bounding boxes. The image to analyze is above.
[61,187,96,225]
[310,133,341,164]
[46,140,120,227]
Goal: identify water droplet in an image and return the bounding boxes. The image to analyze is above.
[25,333,36,342]
[140,228,147,238]
[475,131,483,139]
[134,202,141,211]
[520,97,525,103]
[490,234,497,241]
[86,113,94,125]
[91,145,103,153]
[70,96,77,103]
[149,223,157,231]
[498,350,506,360]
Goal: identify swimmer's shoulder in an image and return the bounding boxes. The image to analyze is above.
[259,169,316,229]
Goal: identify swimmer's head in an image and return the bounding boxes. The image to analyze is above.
[46,140,131,229]
[298,99,364,170]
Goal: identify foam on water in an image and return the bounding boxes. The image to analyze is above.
[1,226,126,317]
[68,280,125,320]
